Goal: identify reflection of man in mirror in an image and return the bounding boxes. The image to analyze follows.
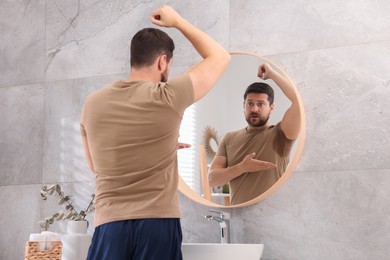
[208,63,301,205]
[80,5,230,259]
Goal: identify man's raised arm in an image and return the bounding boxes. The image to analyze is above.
[151,6,231,102]
[258,63,301,140]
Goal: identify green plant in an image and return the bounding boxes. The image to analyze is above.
[39,184,95,231]
[222,184,230,194]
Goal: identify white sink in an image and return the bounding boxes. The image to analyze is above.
[182,243,264,260]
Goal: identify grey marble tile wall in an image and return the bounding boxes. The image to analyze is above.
[0,185,43,260]
[230,0,390,56]
[1,0,389,259]
[0,0,46,88]
[0,84,44,185]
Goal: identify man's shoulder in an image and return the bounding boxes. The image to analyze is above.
[87,81,121,98]
[267,122,282,134]
[82,83,119,110]
[165,73,191,87]
[225,128,246,137]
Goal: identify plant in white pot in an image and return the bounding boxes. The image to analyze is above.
[39,184,95,260]
[39,184,95,232]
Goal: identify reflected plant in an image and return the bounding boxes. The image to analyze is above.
[39,184,95,231]
[203,125,221,160]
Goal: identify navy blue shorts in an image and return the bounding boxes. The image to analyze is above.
[86,218,183,260]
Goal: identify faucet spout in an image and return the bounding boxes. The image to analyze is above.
[205,210,230,244]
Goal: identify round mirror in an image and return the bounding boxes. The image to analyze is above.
[178,52,306,208]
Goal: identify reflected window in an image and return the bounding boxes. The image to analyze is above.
[177,104,200,193]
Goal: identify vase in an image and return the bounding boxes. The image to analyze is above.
[62,220,92,260]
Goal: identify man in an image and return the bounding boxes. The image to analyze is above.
[80,6,230,260]
[208,63,301,205]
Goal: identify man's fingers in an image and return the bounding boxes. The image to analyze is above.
[262,161,276,167]
[255,160,276,168]
[150,7,166,25]
[177,142,191,149]
[245,152,256,159]
[150,14,164,25]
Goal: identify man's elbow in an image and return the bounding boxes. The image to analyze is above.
[208,172,220,187]
[221,52,231,66]
[212,51,231,68]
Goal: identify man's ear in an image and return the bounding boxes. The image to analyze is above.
[270,103,275,114]
[157,55,167,72]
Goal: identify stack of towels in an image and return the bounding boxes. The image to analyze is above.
[28,231,62,250]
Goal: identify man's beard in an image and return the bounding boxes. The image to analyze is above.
[245,113,270,128]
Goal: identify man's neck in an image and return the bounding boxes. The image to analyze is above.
[246,123,269,131]
[127,67,159,84]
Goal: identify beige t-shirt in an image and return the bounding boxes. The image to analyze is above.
[80,74,193,227]
[217,123,295,204]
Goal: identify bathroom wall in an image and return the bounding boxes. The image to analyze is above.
[1,1,389,260]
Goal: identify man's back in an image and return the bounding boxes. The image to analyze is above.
[80,74,193,226]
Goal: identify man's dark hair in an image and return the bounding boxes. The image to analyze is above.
[130,28,175,68]
[243,82,274,105]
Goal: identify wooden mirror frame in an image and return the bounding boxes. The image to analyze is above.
[178,52,306,208]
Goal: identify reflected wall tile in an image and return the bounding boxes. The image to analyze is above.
[233,169,390,260]
[0,84,44,185]
[45,0,229,81]
[0,184,42,260]
[266,41,390,172]
[230,0,390,55]
[43,74,125,183]
[0,0,45,87]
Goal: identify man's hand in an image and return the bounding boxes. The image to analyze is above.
[257,63,274,80]
[150,5,183,28]
[177,142,191,150]
[208,153,276,187]
[240,152,277,173]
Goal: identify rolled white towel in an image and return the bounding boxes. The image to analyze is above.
[29,231,61,250]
